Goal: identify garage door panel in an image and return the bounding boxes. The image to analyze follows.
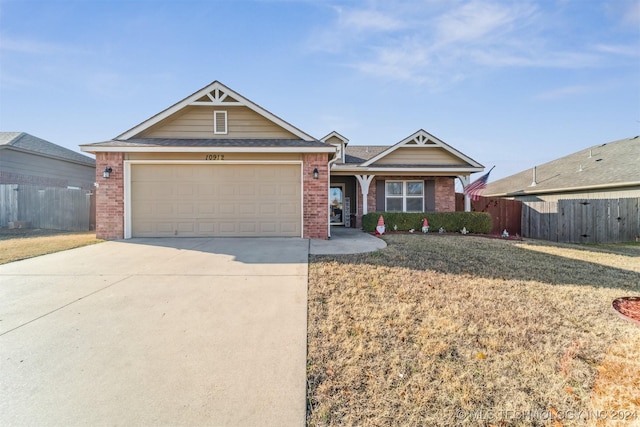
[281,222,298,233]
[131,164,301,237]
[218,203,236,215]
[198,203,215,215]
[280,184,298,197]
[177,222,195,233]
[260,223,277,233]
[197,222,216,234]
[177,184,195,197]
[178,204,195,215]
[260,204,277,215]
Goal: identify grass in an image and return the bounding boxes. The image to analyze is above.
[307,234,640,426]
[0,229,103,265]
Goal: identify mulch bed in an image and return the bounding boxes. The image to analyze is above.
[612,297,640,326]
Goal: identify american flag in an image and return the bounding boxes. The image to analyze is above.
[464,166,494,201]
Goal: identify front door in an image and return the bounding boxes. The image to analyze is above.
[330,185,345,225]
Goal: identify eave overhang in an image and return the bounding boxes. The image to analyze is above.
[330,164,484,175]
[484,181,640,198]
[81,145,336,154]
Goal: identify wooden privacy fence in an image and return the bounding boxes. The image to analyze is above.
[0,184,94,231]
[522,198,640,243]
[455,194,522,235]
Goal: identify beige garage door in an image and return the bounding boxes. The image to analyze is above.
[131,163,301,237]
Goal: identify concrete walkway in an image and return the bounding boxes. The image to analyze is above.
[0,238,309,427]
[310,226,387,255]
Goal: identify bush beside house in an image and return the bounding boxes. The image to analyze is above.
[362,212,492,234]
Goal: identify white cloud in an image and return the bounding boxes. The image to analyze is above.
[593,43,639,57]
[535,85,591,100]
[0,36,88,55]
[434,1,534,46]
[305,0,636,88]
[336,7,403,32]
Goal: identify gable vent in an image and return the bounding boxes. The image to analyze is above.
[214,110,228,134]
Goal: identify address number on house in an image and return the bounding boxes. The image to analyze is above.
[205,154,225,160]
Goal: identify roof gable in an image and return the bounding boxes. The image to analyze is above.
[320,131,349,145]
[117,81,316,141]
[361,129,483,168]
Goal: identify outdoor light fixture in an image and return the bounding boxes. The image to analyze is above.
[103,167,113,178]
[313,168,319,179]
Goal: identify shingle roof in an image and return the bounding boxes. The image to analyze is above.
[82,138,332,148]
[483,136,640,196]
[0,132,95,166]
[344,146,389,163]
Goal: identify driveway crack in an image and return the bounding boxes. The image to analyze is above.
[0,275,132,337]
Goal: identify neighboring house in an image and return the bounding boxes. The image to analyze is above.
[483,136,640,202]
[0,132,96,189]
[81,81,484,240]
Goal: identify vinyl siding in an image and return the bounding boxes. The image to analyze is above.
[325,136,343,144]
[0,149,95,188]
[137,106,299,139]
[373,147,465,166]
[512,187,640,202]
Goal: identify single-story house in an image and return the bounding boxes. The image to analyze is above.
[483,136,640,202]
[81,81,484,240]
[0,132,95,190]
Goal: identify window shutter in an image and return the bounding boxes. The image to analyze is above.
[425,180,436,212]
[376,179,385,212]
[214,111,227,134]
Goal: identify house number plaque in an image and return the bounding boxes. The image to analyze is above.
[204,154,225,160]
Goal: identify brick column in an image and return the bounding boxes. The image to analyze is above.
[95,152,124,239]
[435,177,455,212]
[302,154,329,239]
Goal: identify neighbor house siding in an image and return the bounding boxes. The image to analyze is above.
[0,150,95,189]
[95,152,124,239]
[138,106,299,139]
[303,153,329,239]
[508,186,640,202]
[372,147,464,166]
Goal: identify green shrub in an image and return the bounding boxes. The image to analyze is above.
[362,212,492,234]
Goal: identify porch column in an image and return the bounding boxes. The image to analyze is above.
[355,175,375,215]
[458,175,471,212]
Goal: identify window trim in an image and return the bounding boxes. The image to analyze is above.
[214,110,228,135]
[385,180,424,212]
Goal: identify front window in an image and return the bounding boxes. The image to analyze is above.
[386,181,424,212]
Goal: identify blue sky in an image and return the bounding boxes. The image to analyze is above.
[1,0,638,181]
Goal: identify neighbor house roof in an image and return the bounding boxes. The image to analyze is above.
[483,136,640,197]
[0,132,95,166]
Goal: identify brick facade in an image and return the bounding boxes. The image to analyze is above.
[353,175,456,227]
[95,152,124,240]
[433,177,456,212]
[302,153,330,239]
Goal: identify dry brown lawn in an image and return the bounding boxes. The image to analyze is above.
[307,234,640,427]
[0,229,103,264]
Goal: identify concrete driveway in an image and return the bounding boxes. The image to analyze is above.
[0,238,309,427]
